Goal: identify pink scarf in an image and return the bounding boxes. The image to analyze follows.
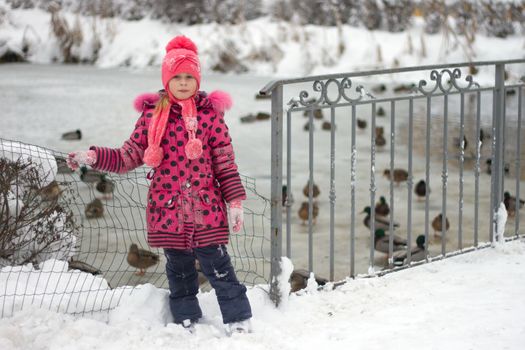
[143,94,202,168]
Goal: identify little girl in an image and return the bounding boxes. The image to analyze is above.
[67,36,252,334]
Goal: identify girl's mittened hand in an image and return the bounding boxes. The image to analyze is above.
[67,150,97,170]
[228,200,244,233]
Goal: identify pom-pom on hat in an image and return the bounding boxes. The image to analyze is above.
[161,35,201,92]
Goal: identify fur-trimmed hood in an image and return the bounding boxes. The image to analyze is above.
[133,90,232,114]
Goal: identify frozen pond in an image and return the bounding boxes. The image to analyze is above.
[1,64,523,287]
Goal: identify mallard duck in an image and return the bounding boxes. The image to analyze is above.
[504,191,524,218]
[383,168,409,186]
[255,112,270,120]
[55,155,74,174]
[453,135,468,150]
[303,121,314,131]
[377,106,386,117]
[302,180,320,198]
[68,258,102,275]
[298,201,319,225]
[393,83,416,94]
[393,235,426,266]
[375,126,384,136]
[40,181,61,202]
[374,229,407,255]
[127,243,160,276]
[485,159,510,176]
[289,269,328,293]
[371,84,387,94]
[85,198,104,219]
[414,179,429,201]
[362,206,400,230]
[95,175,115,200]
[61,129,82,140]
[80,166,105,184]
[431,213,450,238]
[375,196,390,217]
[282,185,294,207]
[321,121,335,131]
[357,118,367,130]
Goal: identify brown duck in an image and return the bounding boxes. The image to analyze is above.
[302,180,320,198]
[85,198,104,219]
[127,243,160,276]
[431,214,450,238]
[95,175,115,200]
[357,118,367,130]
[298,201,319,225]
[289,269,328,293]
[504,191,524,218]
[40,181,62,202]
[383,169,409,186]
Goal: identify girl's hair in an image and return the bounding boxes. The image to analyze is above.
[153,92,170,118]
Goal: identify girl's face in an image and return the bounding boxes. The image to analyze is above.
[168,73,198,100]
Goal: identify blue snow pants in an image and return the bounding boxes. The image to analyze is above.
[164,244,252,324]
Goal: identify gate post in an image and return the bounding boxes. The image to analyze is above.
[269,84,284,305]
[491,63,506,242]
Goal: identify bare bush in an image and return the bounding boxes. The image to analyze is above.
[0,157,78,267]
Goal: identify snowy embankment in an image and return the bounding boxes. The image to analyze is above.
[1,239,524,350]
[0,4,524,83]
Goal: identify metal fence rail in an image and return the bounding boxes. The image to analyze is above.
[260,59,525,305]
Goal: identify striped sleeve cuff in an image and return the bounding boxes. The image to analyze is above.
[216,168,246,202]
[89,146,125,173]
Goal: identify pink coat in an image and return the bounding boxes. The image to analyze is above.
[89,91,246,250]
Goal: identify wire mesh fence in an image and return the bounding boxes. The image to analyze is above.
[0,138,271,317]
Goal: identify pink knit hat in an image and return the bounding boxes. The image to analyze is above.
[143,36,203,167]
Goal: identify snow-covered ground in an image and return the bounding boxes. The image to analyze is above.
[1,239,525,350]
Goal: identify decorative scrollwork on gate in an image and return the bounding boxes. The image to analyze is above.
[291,77,367,109]
[417,68,479,96]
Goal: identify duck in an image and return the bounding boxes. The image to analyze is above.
[303,121,314,131]
[371,84,387,94]
[414,179,429,201]
[375,196,390,217]
[503,191,524,218]
[302,108,323,119]
[357,118,367,130]
[61,129,82,141]
[321,121,335,131]
[431,213,450,238]
[282,184,294,207]
[80,166,105,184]
[375,132,386,148]
[55,155,74,174]
[383,168,409,186]
[95,175,115,200]
[393,234,426,266]
[377,106,386,117]
[289,269,328,293]
[302,180,320,198]
[40,181,61,202]
[85,198,104,219]
[485,159,510,176]
[453,135,468,150]
[362,206,400,230]
[127,243,160,276]
[298,201,319,225]
[374,228,407,255]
